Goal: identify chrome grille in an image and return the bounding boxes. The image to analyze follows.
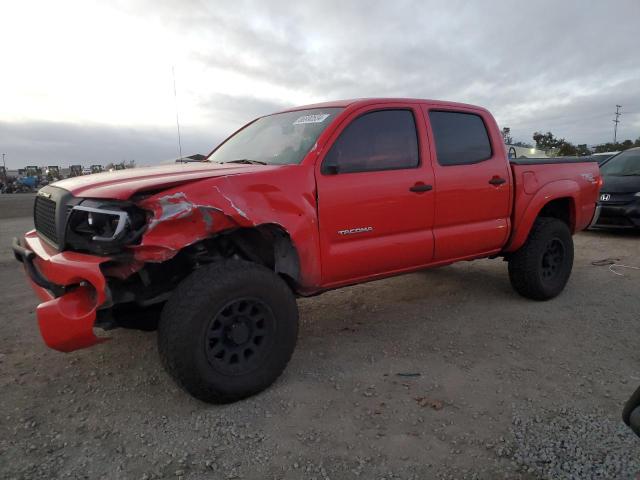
[34,195,58,244]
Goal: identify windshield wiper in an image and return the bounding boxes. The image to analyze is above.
[225,159,268,165]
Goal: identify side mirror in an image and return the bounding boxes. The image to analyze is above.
[322,163,340,175]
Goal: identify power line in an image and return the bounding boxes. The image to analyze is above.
[613,104,622,143]
[1,153,6,186]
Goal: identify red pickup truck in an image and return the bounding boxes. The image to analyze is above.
[13,98,601,403]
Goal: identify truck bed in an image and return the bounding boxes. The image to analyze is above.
[510,156,599,166]
[506,159,601,253]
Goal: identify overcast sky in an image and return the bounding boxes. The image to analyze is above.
[1,0,638,168]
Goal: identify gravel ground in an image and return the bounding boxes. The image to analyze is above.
[512,407,640,479]
[0,194,639,479]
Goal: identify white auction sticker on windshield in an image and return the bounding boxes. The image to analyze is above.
[293,113,331,125]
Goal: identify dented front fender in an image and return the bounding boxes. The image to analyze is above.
[127,166,322,289]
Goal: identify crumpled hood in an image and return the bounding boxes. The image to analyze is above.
[52,162,281,199]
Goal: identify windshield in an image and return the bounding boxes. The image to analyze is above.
[600,149,640,176]
[209,108,343,165]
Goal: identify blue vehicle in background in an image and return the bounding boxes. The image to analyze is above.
[15,166,44,192]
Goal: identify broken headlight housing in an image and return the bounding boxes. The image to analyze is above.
[65,200,148,254]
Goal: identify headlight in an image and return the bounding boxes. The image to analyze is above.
[635,192,640,197]
[65,200,147,254]
[71,205,130,241]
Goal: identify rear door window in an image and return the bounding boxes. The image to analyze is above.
[429,111,492,166]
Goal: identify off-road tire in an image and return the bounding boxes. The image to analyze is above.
[508,217,574,301]
[158,260,298,403]
[623,386,640,437]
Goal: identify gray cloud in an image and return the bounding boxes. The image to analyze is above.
[147,0,640,143]
[5,0,640,167]
[199,93,290,125]
[0,121,218,169]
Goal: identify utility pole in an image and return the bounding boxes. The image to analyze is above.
[613,105,622,144]
[172,66,183,162]
[1,153,6,187]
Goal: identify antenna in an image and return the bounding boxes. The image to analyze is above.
[172,66,184,162]
[613,104,622,144]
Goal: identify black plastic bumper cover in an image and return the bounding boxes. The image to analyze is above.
[12,237,66,297]
[591,201,640,229]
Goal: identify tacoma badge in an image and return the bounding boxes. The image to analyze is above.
[337,227,373,235]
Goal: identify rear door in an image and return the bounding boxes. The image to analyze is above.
[422,107,511,260]
[315,104,435,285]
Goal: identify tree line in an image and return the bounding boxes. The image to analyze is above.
[501,127,640,156]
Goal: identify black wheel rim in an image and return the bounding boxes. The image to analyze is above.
[541,238,565,281]
[204,297,275,375]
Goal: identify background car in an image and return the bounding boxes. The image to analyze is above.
[590,147,640,229]
[592,151,620,165]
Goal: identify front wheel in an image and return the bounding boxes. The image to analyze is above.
[158,260,299,403]
[508,217,574,301]
[623,386,640,438]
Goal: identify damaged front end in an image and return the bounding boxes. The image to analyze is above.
[15,180,297,352]
[13,232,111,352]
[130,190,239,262]
[64,199,148,255]
[99,186,272,313]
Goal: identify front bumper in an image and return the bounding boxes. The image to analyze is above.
[589,200,640,229]
[12,230,111,352]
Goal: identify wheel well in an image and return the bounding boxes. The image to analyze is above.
[102,225,301,315]
[537,197,575,231]
[188,224,302,290]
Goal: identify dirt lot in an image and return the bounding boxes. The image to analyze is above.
[0,193,639,480]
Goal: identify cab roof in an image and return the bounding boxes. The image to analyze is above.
[278,98,488,114]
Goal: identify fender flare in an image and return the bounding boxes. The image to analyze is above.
[505,179,580,253]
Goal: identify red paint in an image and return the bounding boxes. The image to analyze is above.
[506,163,600,252]
[18,98,600,352]
[52,162,279,199]
[314,102,436,284]
[419,103,513,261]
[22,230,110,351]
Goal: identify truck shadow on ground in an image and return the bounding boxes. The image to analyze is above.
[300,262,516,319]
[65,253,587,408]
[102,262,515,382]
[583,228,640,239]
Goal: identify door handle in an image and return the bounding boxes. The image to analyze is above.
[409,183,433,193]
[488,176,507,186]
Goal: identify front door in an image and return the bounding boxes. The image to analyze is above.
[315,106,435,286]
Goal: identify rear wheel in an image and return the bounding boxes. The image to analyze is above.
[629,408,640,437]
[158,260,299,403]
[623,386,640,437]
[508,217,574,300]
